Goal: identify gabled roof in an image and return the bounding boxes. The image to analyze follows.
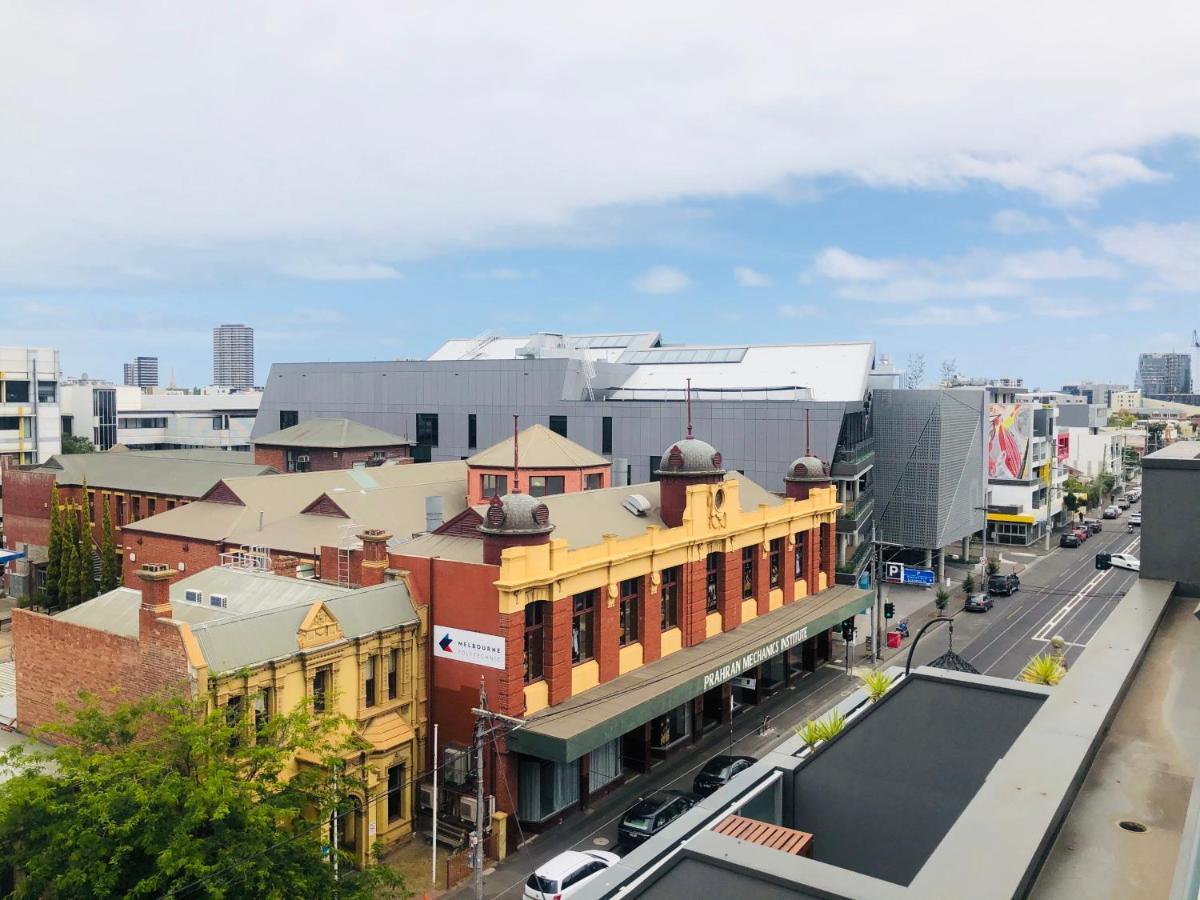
[30,451,275,497]
[467,423,609,469]
[253,417,414,449]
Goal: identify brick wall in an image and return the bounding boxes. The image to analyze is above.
[254,444,412,472]
[1,468,56,551]
[121,532,222,586]
[683,556,708,647]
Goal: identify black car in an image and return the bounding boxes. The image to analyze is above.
[1084,519,1102,534]
[618,791,695,849]
[964,592,994,613]
[1060,532,1081,548]
[987,573,1020,596]
[692,754,757,797]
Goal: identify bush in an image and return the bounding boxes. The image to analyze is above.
[860,670,894,702]
[934,587,950,613]
[962,573,975,595]
[985,559,999,577]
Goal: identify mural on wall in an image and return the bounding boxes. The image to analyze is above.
[988,403,1032,480]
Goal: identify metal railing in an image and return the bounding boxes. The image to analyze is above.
[833,436,875,465]
[838,487,875,521]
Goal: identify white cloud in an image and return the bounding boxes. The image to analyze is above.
[278,260,403,281]
[991,209,1053,234]
[778,303,821,318]
[812,245,1118,303]
[462,268,529,281]
[1029,299,1100,318]
[1127,297,1156,311]
[734,266,772,287]
[882,304,1008,326]
[1096,221,1200,291]
[632,265,689,294]
[2,3,1199,285]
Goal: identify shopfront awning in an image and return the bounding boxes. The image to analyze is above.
[0,549,25,566]
[507,584,872,764]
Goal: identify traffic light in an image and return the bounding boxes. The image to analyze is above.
[840,618,855,641]
[1096,552,1111,570]
[884,602,896,620]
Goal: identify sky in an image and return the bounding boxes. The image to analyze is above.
[3,2,1200,389]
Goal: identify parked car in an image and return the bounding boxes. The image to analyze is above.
[1103,506,1121,519]
[964,592,994,613]
[618,791,695,849]
[1109,553,1140,571]
[1129,512,1142,527]
[693,754,758,798]
[524,850,621,900]
[1084,519,1102,534]
[987,573,1020,596]
[1060,532,1081,548]
[1117,498,1130,510]
[1073,525,1090,542]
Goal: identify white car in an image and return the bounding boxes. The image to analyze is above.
[1109,553,1140,572]
[1129,512,1142,526]
[524,850,621,900]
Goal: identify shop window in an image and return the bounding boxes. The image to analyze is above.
[524,602,545,683]
[660,566,681,631]
[619,577,641,646]
[312,665,332,714]
[741,546,756,599]
[652,704,690,750]
[518,757,581,822]
[481,474,507,499]
[794,533,806,579]
[769,538,783,589]
[706,552,721,613]
[529,475,564,497]
[572,590,596,663]
[364,655,377,708]
[387,764,405,822]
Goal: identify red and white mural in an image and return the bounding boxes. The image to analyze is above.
[988,403,1032,480]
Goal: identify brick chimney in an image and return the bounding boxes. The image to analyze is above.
[359,529,392,587]
[271,554,300,578]
[137,563,174,637]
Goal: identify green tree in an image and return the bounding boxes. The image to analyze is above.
[44,484,63,607]
[934,586,950,615]
[99,497,119,593]
[962,573,975,595]
[0,693,410,900]
[61,433,96,454]
[1097,472,1117,501]
[76,481,96,602]
[62,526,81,608]
[985,559,1000,577]
[1107,410,1136,428]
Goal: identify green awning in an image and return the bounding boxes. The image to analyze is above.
[507,585,872,763]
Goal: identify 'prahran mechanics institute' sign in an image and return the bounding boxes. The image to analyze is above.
[701,626,808,692]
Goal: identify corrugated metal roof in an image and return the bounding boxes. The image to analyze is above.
[467,424,609,469]
[393,532,486,563]
[34,451,274,497]
[253,417,413,449]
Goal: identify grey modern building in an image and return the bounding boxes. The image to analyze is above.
[254,332,882,572]
[122,355,159,388]
[1061,381,1127,406]
[1140,441,1200,593]
[1136,351,1191,397]
[873,388,985,574]
[212,323,255,389]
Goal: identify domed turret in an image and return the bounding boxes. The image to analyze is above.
[655,438,726,478]
[784,455,831,501]
[479,493,554,565]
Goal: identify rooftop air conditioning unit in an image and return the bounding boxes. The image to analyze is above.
[418,783,434,811]
[209,593,228,608]
[184,589,203,603]
[459,794,495,823]
[623,493,652,517]
[296,454,311,463]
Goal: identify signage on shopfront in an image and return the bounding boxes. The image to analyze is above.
[701,625,808,692]
[731,676,757,690]
[432,625,506,670]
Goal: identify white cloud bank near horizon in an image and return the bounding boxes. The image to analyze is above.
[3,1,1200,286]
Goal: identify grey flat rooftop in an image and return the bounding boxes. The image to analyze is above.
[1143,440,1200,465]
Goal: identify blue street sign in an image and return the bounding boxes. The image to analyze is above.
[903,566,936,586]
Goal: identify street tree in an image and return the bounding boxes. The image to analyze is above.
[1107,410,1136,428]
[99,499,119,593]
[939,358,960,386]
[44,484,63,607]
[986,559,1000,577]
[962,573,975,595]
[904,353,926,389]
[0,693,410,900]
[934,586,950,615]
[77,480,97,602]
[61,433,96,454]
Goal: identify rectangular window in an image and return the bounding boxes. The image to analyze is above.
[742,546,756,600]
[585,472,603,490]
[481,474,508,499]
[794,533,806,579]
[602,417,613,455]
[212,415,224,431]
[528,475,564,497]
[769,538,783,589]
[549,415,568,437]
[706,552,721,613]
[147,497,156,517]
[37,381,56,403]
[387,648,398,699]
[468,413,477,449]
[61,414,73,436]
[132,496,141,522]
[167,499,176,511]
[87,491,97,525]
[253,689,270,735]
[524,602,545,683]
[819,525,828,576]
[312,665,332,714]
[116,495,126,526]
[0,417,21,431]
[572,590,596,664]
[279,410,299,430]
[387,764,405,822]
[416,413,439,447]
[660,566,681,631]
[649,456,662,482]
[619,577,641,647]
[364,655,377,708]
[3,381,29,404]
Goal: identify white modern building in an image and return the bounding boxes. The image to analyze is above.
[0,347,62,472]
[1062,427,1126,485]
[984,382,1065,545]
[212,324,255,390]
[59,382,262,452]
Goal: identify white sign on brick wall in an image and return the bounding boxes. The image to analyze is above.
[432,625,506,670]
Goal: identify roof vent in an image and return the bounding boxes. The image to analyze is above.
[623,493,652,517]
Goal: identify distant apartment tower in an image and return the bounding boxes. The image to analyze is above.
[212,324,255,390]
[1135,352,1191,397]
[122,356,159,388]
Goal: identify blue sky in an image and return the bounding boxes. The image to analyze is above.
[3,4,1200,388]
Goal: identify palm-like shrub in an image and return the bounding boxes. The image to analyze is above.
[1019,653,1067,686]
[860,670,894,702]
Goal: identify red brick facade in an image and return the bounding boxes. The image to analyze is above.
[121,531,223,586]
[253,444,412,472]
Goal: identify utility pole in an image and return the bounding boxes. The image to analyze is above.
[469,678,526,900]
[872,521,883,663]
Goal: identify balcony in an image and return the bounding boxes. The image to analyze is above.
[837,487,874,533]
[831,436,875,477]
[835,540,873,584]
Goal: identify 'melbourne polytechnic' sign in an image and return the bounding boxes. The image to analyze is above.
[433,625,506,670]
[701,626,808,692]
